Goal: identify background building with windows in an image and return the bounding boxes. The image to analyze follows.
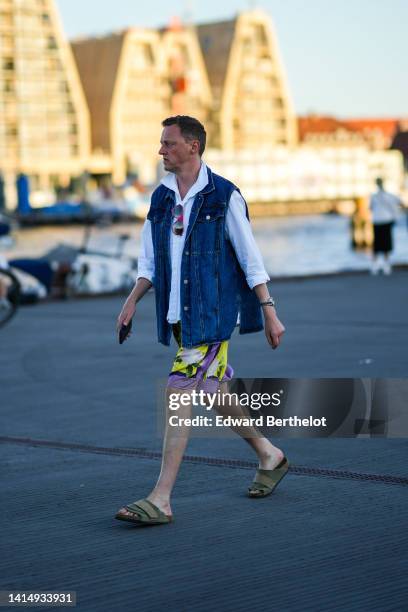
[197,10,298,151]
[0,0,345,206]
[71,21,212,184]
[298,115,406,150]
[71,29,168,185]
[0,0,90,203]
[0,1,404,212]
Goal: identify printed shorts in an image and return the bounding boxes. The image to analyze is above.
[167,322,234,392]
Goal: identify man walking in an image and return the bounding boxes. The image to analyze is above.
[115,115,287,526]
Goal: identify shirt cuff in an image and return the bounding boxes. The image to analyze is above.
[246,273,270,290]
[136,269,154,284]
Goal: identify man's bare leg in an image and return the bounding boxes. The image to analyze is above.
[212,382,285,469]
[116,386,193,519]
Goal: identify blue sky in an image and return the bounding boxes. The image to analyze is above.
[56,0,408,118]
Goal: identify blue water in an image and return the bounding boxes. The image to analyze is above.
[252,214,408,276]
[3,214,408,278]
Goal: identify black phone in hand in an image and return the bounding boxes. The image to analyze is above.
[119,319,132,344]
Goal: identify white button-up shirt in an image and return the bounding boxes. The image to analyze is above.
[137,161,270,324]
[369,189,401,224]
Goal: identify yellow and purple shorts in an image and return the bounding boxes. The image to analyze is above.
[168,322,234,392]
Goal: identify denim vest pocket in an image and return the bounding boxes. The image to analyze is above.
[192,204,226,254]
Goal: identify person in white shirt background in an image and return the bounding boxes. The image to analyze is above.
[369,177,402,275]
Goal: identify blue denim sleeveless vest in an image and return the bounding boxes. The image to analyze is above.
[146,165,264,348]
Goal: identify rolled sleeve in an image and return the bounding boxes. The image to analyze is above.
[136,219,155,284]
[225,190,270,289]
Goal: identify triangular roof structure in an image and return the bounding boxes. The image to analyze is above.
[71,26,213,182]
[71,32,126,153]
[196,19,236,100]
[160,23,213,120]
[196,10,297,149]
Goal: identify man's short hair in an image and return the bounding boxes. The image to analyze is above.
[376,177,384,188]
[162,115,206,156]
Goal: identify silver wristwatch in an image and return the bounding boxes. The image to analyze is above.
[259,297,276,307]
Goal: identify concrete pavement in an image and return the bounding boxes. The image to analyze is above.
[1,271,407,611]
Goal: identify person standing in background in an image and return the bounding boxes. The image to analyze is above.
[369,177,402,275]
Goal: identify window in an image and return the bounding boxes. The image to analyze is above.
[3,58,14,70]
[253,24,267,46]
[143,44,154,66]
[7,125,18,137]
[0,12,13,27]
[48,36,57,50]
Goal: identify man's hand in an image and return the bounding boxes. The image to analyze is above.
[264,309,285,349]
[116,296,136,335]
[115,277,153,339]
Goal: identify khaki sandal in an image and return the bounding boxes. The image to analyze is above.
[248,456,290,498]
[115,498,173,525]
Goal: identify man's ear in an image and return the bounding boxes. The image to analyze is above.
[190,140,199,155]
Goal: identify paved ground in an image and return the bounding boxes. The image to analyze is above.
[1,271,407,611]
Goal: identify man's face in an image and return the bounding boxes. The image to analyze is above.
[158,124,198,172]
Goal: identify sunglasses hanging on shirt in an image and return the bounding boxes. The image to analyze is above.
[172,204,184,236]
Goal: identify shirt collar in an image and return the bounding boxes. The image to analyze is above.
[160,161,209,202]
